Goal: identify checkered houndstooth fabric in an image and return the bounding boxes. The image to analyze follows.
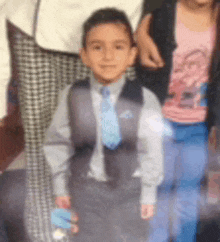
[8,21,135,241]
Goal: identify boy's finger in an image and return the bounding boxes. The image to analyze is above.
[55,197,71,209]
[71,224,79,234]
[141,212,153,220]
[61,202,70,209]
[142,214,151,220]
[72,212,79,222]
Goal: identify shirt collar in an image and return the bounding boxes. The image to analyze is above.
[90,73,126,95]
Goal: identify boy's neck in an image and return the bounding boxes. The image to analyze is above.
[93,74,126,87]
[91,73,126,88]
[97,78,121,86]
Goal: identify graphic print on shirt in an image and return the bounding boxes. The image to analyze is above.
[163,46,211,123]
[166,48,209,108]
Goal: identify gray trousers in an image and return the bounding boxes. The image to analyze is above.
[0,211,8,242]
[70,177,149,242]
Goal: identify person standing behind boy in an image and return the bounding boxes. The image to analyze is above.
[44,8,164,242]
[136,0,220,242]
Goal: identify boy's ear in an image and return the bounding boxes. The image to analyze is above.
[80,48,90,67]
[128,46,138,66]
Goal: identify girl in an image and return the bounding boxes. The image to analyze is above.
[136,0,220,241]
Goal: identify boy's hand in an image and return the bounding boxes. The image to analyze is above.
[141,204,155,220]
[56,196,71,209]
[55,196,79,234]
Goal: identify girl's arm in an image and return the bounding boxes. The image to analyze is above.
[135,14,164,68]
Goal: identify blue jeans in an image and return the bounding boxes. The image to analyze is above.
[149,121,208,242]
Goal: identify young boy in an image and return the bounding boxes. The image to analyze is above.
[44,8,163,242]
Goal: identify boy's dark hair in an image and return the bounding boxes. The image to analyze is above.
[82,8,135,48]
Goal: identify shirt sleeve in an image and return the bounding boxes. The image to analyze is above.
[0,5,10,119]
[43,85,74,197]
[138,87,164,205]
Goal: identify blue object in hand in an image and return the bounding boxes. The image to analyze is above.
[51,208,71,229]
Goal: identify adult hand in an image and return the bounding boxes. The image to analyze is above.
[141,204,155,220]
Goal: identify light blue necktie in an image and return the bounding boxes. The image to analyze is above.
[101,86,122,150]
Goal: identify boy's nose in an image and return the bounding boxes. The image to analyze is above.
[104,48,114,60]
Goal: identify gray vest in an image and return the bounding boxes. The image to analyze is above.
[68,79,143,188]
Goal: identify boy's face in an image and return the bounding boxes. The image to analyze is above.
[81,23,137,85]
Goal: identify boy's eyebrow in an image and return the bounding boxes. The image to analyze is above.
[88,40,102,45]
[88,39,130,45]
[114,40,129,44]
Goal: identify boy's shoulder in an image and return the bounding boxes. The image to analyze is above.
[124,78,161,108]
[60,79,160,104]
[125,78,158,99]
[59,78,90,97]
[142,85,160,103]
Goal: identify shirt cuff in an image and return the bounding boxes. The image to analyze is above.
[52,175,70,197]
[141,184,157,205]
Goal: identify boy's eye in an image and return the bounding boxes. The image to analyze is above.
[92,45,102,50]
[115,45,124,50]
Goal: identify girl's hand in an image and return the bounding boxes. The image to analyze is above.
[141,204,155,220]
[135,14,164,69]
[139,35,164,69]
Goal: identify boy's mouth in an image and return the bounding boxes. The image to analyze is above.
[100,65,116,70]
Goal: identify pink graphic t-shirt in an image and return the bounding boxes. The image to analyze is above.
[162,16,216,123]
